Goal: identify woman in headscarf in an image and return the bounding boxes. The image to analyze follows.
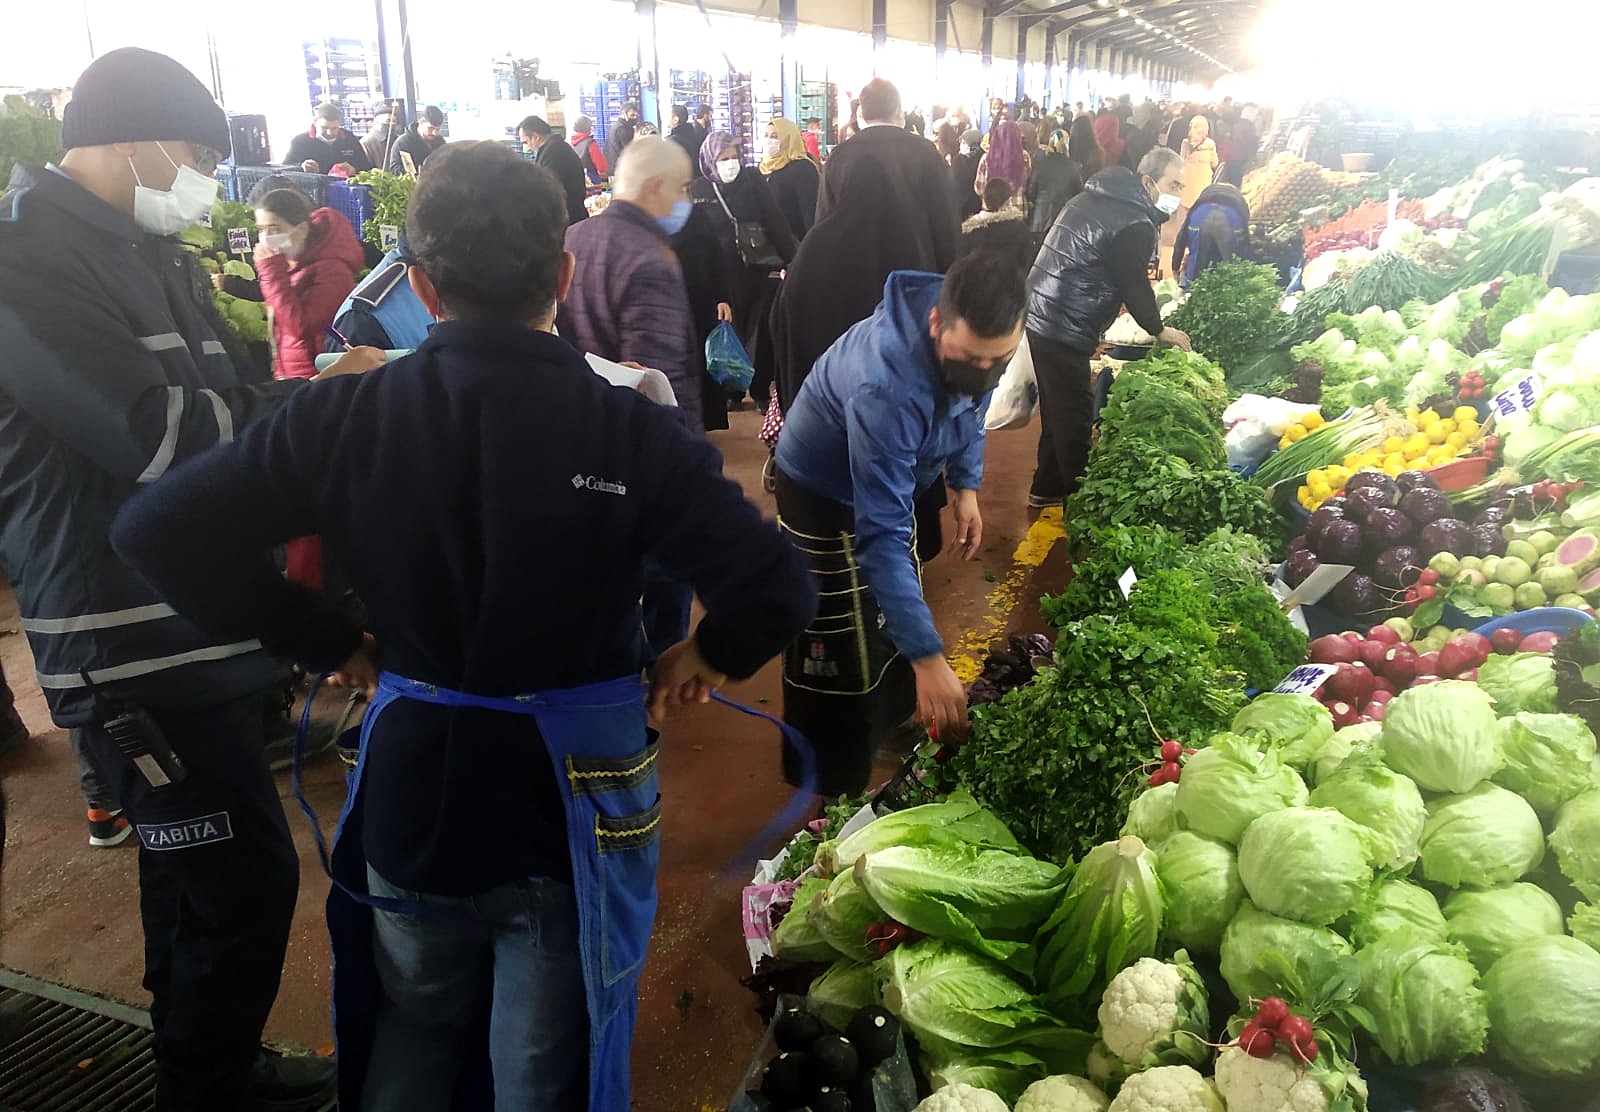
[690,130,798,411]
[950,126,983,219]
[1068,114,1103,177]
[1092,111,1125,170]
[975,118,1028,204]
[1183,114,1220,205]
[1024,127,1085,246]
[760,117,820,242]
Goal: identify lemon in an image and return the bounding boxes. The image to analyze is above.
[1457,419,1480,439]
[1384,452,1408,471]
[1404,433,1430,456]
[1426,423,1451,445]
[1383,435,1406,454]
[1418,410,1441,429]
[1446,431,1468,451]
[1326,465,1352,487]
[1302,411,1325,431]
[1453,406,1477,422]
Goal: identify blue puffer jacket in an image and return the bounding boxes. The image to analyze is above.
[1025,165,1162,352]
[0,164,297,725]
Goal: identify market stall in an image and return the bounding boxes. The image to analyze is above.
[742,150,1600,1112]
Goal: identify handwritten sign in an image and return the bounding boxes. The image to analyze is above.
[1274,663,1339,696]
[379,224,401,251]
[1490,373,1541,420]
[197,208,212,228]
[226,228,251,256]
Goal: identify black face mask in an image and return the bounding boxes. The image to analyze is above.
[940,357,1006,398]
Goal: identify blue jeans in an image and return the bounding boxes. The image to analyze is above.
[361,865,590,1112]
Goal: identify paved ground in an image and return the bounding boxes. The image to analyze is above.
[0,406,1067,1110]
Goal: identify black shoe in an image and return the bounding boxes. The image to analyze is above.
[250,1051,337,1110]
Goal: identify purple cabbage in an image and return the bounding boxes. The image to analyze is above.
[1418,517,1472,558]
[1473,503,1511,528]
[1395,469,1441,494]
[1373,545,1421,589]
[1315,518,1365,565]
[1330,571,1385,616]
[1307,500,1350,549]
[1365,506,1415,550]
[1281,548,1321,588]
[1400,486,1455,526]
[1288,535,1310,554]
[1345,470,1401,505]
[1345,484,1394,524]
[1468,522,1509,557]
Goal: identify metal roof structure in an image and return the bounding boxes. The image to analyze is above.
[986,0,1261,77]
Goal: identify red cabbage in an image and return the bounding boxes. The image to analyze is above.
[1396,469,1442,494]
[1282,548,1321,588]
[1346,485,1394,523]
[1374,545,1421,589]
[1330,571,1385,616]
[1346,470,1401,505]
[1473,504,1511,528]
[1400,486,1455,526]
[1418,517,1472,558]
[1365,506,1415,550]
[1316,518,1365,565]
[1468,522,1508,557]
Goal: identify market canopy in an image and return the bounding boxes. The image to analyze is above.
[995,0,1261,74]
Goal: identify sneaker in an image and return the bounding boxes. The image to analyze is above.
[1027,492,1064,509]
[250,1050,338,1109]
[87,808,133,848]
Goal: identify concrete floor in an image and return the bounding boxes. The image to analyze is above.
[0,406,1065,1111]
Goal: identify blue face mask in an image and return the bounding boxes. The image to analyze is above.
[656,199,693,235]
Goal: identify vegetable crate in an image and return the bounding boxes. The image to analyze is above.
[726,994,920,1112]
[325,181,375,240]
[216,164,328,206]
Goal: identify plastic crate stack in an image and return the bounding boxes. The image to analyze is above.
[712,74,756,166]
[324,181,376,241]
[797,79,835,151]
[670,69,712,119]
[216,166,328,206]
[578,78,640,145]
[303,37,384,139]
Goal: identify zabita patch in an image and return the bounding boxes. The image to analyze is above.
[136,811,235,851]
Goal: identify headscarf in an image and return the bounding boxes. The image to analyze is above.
[1068,116,1101,173]
[761,117,811,175]
[984,119,1027,194]
[960,128,982,155]
[1188,114,1212,142]
[1093,113,1124,168]
[699,129,738,181]
[1047,128,1069,155]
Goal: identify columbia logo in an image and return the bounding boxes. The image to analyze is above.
[571,474,628,496]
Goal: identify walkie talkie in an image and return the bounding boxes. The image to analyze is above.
[81,671,188,788]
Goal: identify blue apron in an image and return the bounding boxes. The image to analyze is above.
[301,671,660,1112]
[296,672,817,1112]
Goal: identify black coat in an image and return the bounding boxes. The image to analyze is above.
[670,203,734,431]
[962,210,1037,273]
[816,126,959,272]
[387,128,444,175]
[952,152,982,219]
[1024,152,1085,239]
[535,136,589,226]
[284,128,373,173]
[669,123,701,166]
[763,159,820,242]
[1026,166,1162,353]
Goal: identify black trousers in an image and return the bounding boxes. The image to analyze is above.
[1028,331,1096,502]
[79,690,299,1111]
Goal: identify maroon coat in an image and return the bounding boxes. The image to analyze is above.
[558,200,702,432]
[256,207,364,380]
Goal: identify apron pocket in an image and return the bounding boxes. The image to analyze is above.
[593,796,662,986]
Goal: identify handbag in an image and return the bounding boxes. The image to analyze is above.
[711,182,786,270]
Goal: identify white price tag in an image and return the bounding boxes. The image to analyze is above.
[226,228,251,255]
[379,224,401,251]
[1117,566,1138,599]
[198,208,212,228]
[1274,663,1338,696]
[1489,373,1541,420]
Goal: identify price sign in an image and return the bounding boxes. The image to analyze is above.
[1117,566,1138,600]
[379,224,401,251]
[198,208,212,228]
[1490,373,1541,420]
[226,228,251,256]
[1274,663,1339,696]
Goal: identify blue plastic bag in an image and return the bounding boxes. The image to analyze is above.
[706,321,755,390]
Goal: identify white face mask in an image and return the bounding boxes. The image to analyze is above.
[1156,192,1182,215]
[262,231,300,256]
[764,138,782,158]
[129,142,219,236]
[716,159,741,184]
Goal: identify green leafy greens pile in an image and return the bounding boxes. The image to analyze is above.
[1165,261,1286,381]
[350,169,416,251]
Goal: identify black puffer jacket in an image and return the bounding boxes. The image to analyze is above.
[1024,152,1085,240]
[1025,166,1160,352]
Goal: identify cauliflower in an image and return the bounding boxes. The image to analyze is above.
[914,1082,1012,1112]
[1096,953,1210,1069]
[1214,1044,1368,1112]
[1106,1065,1222,1112]
[1015,1074,1110,1112]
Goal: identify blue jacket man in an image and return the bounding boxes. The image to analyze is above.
[774,254,1027,794]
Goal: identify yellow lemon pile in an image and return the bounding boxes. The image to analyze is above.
[1295,407,1481,511]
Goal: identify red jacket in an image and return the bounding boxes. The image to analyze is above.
[256,208,365,380]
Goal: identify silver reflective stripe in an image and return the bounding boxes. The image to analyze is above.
[21,603,178,635]
[200,340,227,356]
[139,332,186,353]
[36,640,263,689]
[136,387,184,483]
[199,389,233,443]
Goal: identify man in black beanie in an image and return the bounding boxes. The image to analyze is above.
[0,46,381,1111]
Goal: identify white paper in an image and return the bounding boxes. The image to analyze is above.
[1277,563,1354,610]
[1117,566,1139,599]
[1274,662,1339,696]
[584,352,678,408]
[379,224,401,251]
[1490,373,1541,420]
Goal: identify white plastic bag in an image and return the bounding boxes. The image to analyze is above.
[984,335,1037,431]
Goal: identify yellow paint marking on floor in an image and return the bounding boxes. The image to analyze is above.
[950,507,1066,684]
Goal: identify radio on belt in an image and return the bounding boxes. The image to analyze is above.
[80,670,189,788]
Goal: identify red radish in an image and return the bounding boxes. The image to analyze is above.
[1255,998,1289,1030]
[1419,568,1440,587]
[1162,758,1181,778]
[1414,584,1438,602]
[1291,1034,1320,1063]
[1417,650,1441,675]
[1491,628,1524,654]
[1452,631,1493,663]
[1238,1023,1276,1059]
[1341,630,1364,641]
[1183,746,1197,755]
[1457,667,1480,681]
[1149,766,1175,787]
[1328,699,1363,728]
[1359,639,1390,670]
[1161,739,1183,761]
[1361,700,1389,721]
[1326,661,1375,703]
[1309,634,1363,665]
[1520,631,1561,654]
[1366,624,1401,645]
[1380,644,1419,684]
[1367,689,1395,706]
[1372,676,1397,695]
[1438,641,1478,677]
[1411,674,1442,686]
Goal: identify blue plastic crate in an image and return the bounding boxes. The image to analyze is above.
[325,181,375,238]
[217,164,328,205]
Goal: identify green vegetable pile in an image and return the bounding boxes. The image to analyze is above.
[349,169,415,250]
[0,95,61,184]
[1164,261,1285,384]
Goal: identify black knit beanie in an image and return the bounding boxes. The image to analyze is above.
[61,47,230,154]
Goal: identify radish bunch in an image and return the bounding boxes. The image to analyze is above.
[1237,996,1319,1064]
[1146,739,1198,787]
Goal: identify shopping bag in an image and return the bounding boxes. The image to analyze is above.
[759,393,784,449]
[983,333,1037,431]
[706,321,755,390]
